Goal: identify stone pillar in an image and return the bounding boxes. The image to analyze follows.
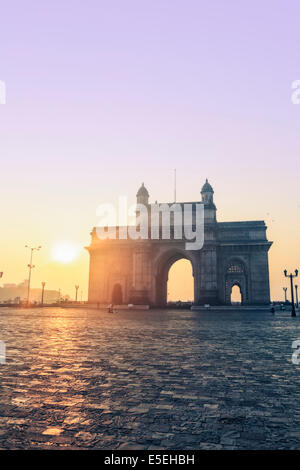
[88,250,109,303]
[249,248,271,304]
[197,246,219,305]
[130,245,152,304]
[193,259,200,305]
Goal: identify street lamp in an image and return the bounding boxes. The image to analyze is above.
[284,269,298,317]
[41,282,46,306]
[75,285,79,302]
[295,285,299,309]
[25,245,41,307]
[283,287,288,303]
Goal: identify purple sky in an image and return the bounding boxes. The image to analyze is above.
[0,1,300,298]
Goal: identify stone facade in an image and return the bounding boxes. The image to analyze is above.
[87,181,272,306]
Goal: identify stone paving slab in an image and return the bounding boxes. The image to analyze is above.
[0,307,300,449]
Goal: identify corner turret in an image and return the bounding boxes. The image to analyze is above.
[201,178,216,222]
[136,183,149,205]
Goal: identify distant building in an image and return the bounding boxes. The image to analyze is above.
[0,281,60,303]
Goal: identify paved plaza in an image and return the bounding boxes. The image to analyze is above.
[0,307,300,449]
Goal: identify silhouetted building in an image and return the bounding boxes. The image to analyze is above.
[87,180,272,306]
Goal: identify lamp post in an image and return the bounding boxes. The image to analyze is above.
[284,269,298,317]
[75,285,79,302]
[25,245,41,307]
[283,287,288,303]
[295,285,299,309]
[41,282,46,306]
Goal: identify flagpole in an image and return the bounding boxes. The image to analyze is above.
[174,168,176,203]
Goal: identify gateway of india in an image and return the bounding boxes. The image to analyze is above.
[87,180,272,307]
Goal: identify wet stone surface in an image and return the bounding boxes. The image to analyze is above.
[0,307,300,449]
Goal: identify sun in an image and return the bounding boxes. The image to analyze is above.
[52,242,81,264]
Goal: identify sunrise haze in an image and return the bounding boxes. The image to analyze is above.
[1,0,299,301]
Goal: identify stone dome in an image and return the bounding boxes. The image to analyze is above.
[136,183,149,198]
[201,178,214,193]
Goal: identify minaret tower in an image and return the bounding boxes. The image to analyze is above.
[136,182,149,206]
[201,178,217,222]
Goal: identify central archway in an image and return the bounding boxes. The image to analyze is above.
[167,259,194,302]
[154,249,196,306]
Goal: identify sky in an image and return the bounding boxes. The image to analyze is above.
[0,0,300,301]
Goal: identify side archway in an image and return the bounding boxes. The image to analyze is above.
[225,259,248,305]
[111,283,123,304]
[230,283,243,305]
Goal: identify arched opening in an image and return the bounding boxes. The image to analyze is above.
[225,259,248,305]
[155,250,195,307]
[231,284,242,305]
[167,259,194,303]
[112,283,123,304]
[167,259,194,302]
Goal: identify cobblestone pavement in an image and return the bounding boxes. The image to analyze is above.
[1,307,300,449]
